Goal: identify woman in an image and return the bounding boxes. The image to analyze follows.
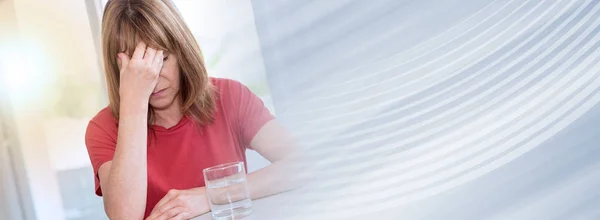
[85,0,295,219]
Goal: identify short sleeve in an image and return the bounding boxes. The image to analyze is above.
[85,120,117,196]
[220,79,275,148]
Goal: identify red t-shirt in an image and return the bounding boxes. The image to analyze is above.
[84,78,274,218]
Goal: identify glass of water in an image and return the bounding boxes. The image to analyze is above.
[203,161,253,219]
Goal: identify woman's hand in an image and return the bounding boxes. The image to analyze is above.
[118,42,164,107]
[145,188,211,220]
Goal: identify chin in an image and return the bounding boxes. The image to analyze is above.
[149,98,173,110]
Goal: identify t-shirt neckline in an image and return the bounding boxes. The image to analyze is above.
[151,115,190,132]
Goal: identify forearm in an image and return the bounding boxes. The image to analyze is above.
[104,104,149,219]
[244,120,300,200]
[246,159,296,200]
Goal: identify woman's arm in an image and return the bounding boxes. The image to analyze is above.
[99,42,164,219]
[246,120,299,199]
[99,105,149,219]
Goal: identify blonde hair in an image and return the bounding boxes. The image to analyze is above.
[101,0,215,125]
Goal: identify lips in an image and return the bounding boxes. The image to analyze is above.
[151,88,167,97]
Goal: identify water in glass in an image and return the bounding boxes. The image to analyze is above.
[204,162,252,220]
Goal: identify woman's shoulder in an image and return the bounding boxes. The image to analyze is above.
[87,106,118,134]
[210,77,245,93]
[85,107,117,151]
[210,77,252,117]
[211,77,251,103]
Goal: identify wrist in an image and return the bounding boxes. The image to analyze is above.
[119,99,149,117]
[194,187,211,213]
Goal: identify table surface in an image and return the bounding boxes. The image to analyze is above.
[193,194,287,220]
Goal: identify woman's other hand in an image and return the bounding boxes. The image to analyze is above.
[145,188,210,220]
[118,42,164,107]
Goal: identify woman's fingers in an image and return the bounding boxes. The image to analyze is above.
[147,190,178,218]
[168,211,192,220]
[157,199,183,216]
[145,47,157,63]
[153,50,164,73]
[154,190,178,211]
[155,206,187,220]
[117,41,163,101]
[132,42,147,60]
[117,53,130,71]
